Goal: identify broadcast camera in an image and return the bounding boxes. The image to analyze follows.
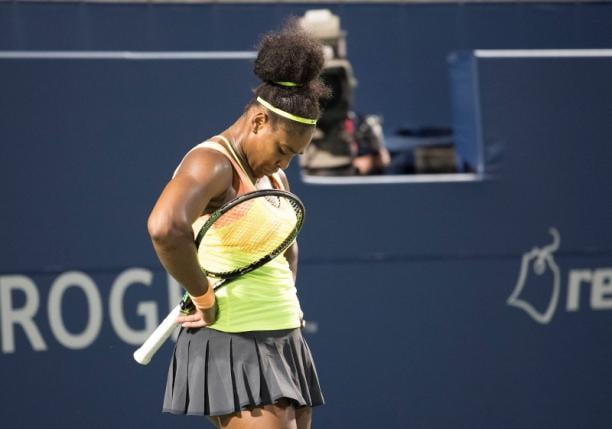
[299,9,388,176]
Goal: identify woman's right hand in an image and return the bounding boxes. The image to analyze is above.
[176,303,217,328]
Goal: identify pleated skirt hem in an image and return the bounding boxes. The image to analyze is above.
[163,395,316,418]
[162,327,325,417]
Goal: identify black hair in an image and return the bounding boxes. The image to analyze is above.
[250,20,331,133]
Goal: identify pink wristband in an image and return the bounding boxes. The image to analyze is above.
[189,286,215,310]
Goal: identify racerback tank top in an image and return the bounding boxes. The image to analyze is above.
[173,136,301,332]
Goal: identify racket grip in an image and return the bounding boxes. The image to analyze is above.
[133,304,182,365]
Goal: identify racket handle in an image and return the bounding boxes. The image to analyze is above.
[133,304,181,365]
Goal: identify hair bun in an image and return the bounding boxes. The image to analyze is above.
[254,20,325,86]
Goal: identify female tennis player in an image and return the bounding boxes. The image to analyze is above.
[147,22,328,429]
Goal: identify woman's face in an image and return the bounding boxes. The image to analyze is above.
[247,119,313,178]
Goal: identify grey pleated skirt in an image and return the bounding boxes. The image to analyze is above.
[162,326,325,417]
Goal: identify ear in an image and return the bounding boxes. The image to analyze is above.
[250,109,270,135]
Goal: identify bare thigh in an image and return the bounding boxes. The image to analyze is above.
[215,399,313,429]
[295,406,312,429]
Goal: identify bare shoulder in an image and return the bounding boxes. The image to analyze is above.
[175,145,233,187]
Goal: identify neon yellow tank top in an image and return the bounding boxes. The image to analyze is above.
[181,137,301,333]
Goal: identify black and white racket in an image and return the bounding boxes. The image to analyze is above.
[133,189,305,365]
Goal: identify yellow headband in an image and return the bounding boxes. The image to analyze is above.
[274,81,300,87]
[256,97,318,126]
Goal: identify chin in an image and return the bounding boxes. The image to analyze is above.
[258,167,275,177]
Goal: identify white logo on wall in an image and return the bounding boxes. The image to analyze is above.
[507,228,561,324]
[0,269,319,354]
[507,227,612,324]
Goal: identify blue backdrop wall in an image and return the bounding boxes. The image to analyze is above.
[2,2,612,132]
[1,3,612,429]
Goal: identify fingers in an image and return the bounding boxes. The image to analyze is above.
[181,320,208,328]
[176,313,201,323]
[176,313,204,327]
[176,309,216,328]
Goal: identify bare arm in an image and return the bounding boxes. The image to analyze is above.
[277,171,304,327]
[284,241,299,283]
[147,148,233,299]
[277,170,299,282]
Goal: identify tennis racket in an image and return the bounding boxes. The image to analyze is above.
[133,189,305,365]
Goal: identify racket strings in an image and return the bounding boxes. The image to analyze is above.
[197,195,303,276]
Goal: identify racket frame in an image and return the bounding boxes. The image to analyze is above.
[194,188,305,280]
[135,189,306,364]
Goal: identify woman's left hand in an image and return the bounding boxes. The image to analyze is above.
[176,304,217,328]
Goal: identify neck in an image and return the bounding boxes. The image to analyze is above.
[223,118,258,181]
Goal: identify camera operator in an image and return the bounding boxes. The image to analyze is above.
[299,9,390,177]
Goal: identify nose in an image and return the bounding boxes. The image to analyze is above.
[277,154,293,170]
